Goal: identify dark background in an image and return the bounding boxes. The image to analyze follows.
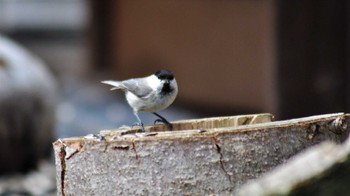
[1,0,349,135]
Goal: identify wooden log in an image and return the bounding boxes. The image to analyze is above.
[236,132,350,195]
[53,113,349,195]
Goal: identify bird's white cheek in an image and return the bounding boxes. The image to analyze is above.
[147,75,162,90]
[172,79,178,88]
[171,80,178,92]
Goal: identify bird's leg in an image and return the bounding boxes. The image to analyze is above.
[133,112,145,132]
[153,112,173,130]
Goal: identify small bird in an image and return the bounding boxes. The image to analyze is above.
[101,69,178,132]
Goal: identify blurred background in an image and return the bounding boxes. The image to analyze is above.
[0,0,349,195]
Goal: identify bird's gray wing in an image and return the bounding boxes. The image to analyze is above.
[122,78,153,98]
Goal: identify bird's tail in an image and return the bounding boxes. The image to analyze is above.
[101,80,124,90]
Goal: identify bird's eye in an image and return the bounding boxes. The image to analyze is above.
[168,76,174,80]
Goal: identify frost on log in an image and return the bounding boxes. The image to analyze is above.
[53,113,349,195]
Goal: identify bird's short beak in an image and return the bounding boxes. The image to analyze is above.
[164,80,170,84]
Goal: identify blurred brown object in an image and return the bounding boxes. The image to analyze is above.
[92,0,276,114]
[92,1,350,119]
[0,35,57,174]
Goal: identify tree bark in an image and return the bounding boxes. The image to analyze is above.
[53,113,349,195]
[236,132,350,196]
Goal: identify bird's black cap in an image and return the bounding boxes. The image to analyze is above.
[155,69,174,80]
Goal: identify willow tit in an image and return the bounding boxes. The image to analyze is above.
[101,69,178,132]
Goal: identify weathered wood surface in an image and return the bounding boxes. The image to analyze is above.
[100,112,274,134]
[53,113,349,195]
[236,132,350,196]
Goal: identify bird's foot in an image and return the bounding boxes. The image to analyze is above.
[132,122,145,132]
[154,119,173,130]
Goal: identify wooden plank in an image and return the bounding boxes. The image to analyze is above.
[53,113,349,195]
[100,113,274,134]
